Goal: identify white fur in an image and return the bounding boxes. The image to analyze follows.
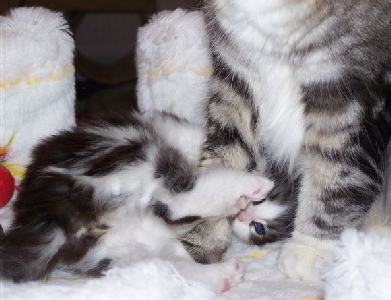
[77,163,158,210]
[60,165,274,292]
[255,60,305,169]
[158,169,274,220]
[148,111,207,164]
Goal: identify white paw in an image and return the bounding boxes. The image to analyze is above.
[279,233,336,282]
[224,174,273,216]
[206,260,244,293]
[219,260,244,292]
[238,174,274,202]
[235,196,252,211]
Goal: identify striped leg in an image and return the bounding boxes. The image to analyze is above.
[279,80,390,280]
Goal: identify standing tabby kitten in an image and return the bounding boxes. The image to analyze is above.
[0,111,274,292]
[201,0,391,280]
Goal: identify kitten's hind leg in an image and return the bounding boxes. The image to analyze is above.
[153,169,274,221]
[181,217,233,264]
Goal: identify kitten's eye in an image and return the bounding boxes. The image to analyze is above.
[250,221,265,236]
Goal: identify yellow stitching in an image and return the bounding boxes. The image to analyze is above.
[163,64,174,79]
[0,66,74,89]
[8,79,20,87]
[238,249,273,262]
[299,296,323,300]
[25,77,41,85]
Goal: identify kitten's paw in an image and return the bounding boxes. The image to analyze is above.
[279,233,336,282]
[174,259,244,293]
[223,174,273,216]
[238,174,274,202]
[235,196,252,211]
[214,260,244,293]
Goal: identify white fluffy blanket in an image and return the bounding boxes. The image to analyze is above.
[2,222,391,300]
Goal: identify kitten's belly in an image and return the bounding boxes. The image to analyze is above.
[84,210,180,267]
[255,60,305,168]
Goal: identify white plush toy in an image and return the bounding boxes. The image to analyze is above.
[0,7,75,225]
[136,9,391,300]
[136,9,211,125]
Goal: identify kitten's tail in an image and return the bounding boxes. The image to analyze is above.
[0,223,66,282]
[364,142,391,232]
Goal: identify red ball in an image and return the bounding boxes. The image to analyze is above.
[0,164,15,208]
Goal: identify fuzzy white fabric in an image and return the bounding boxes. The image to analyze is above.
[0,231,323,300]
[1,260,216,300]
[0,7,75,167]
[136,9,211,125]
[324,229,391,300]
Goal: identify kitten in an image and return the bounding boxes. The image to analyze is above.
[233,168,299,246]
[201,0,391,280]
[0,111,274,292]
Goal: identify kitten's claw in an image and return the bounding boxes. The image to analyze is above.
[279,233,335,281]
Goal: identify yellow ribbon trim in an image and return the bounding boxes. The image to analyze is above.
[1,131,26,179]
[0,131,16,157]
[3,163,26,179]
[0,66,74,90]
[299,295,323,300]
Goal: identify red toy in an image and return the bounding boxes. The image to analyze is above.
[0,164,15,208]
[0,132,19,208]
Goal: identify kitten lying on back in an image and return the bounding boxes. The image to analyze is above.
[0,111,273,292]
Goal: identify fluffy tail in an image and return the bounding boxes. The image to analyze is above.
[365,142,391,232]
[0,221,66,282]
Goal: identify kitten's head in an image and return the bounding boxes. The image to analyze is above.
[233,177,298,245]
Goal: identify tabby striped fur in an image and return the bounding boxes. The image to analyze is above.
[201,0,391,280]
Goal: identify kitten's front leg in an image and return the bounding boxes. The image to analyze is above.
[279,100,383,280]
[154,169,274,221]
[278,154,340,281]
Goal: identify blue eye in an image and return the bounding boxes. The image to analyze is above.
[253,222,265,236]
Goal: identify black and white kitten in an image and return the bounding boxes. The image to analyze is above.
[0,111,274,292]
[200,0,391,280]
